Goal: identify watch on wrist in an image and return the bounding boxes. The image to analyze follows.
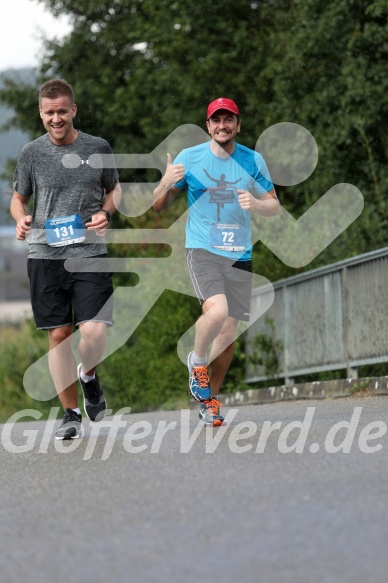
[99,209,111,222]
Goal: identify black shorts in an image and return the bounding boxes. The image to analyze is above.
[27,256,113,330]
[186,248,253,321]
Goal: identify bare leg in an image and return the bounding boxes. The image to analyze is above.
[208,316,238,396]
[48,321,107,410]
[78,321,107,376]
[48,325,78,409]
[194,294,228,358]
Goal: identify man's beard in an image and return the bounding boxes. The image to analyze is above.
[214,135,233,147]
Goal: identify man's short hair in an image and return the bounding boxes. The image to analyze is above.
[39,79,74,104]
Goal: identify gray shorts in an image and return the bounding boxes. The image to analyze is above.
[186,248,252,321]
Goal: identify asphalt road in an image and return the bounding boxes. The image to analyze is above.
[1,395,388,583]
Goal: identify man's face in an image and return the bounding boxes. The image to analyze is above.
[39,95,77,145]
[206,109,241,146]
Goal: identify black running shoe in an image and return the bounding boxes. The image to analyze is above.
[77,364,107,422]
[55,408,82,440]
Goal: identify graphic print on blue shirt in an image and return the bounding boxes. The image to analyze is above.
[203,169,241,222]
[173,142,273,260]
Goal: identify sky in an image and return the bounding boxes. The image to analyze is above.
[0,0,72,73]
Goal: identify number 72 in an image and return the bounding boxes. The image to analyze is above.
[222,231,234,243]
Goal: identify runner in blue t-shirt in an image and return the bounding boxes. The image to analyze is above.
[153,97,279,426]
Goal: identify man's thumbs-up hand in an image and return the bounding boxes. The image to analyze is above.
[162,153,185,186]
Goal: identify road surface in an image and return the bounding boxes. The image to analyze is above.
[1,395,387,583]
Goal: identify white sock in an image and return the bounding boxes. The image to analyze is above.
[192,351,207,366]
[80,369,95,383]
[71,408,81,416]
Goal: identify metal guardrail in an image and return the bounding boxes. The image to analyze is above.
[246,247,388,384]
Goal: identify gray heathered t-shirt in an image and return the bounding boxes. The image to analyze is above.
[13,130,119,259]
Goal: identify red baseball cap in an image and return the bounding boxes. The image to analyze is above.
[207,97,240,119]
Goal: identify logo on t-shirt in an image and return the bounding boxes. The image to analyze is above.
[204,169,241,222]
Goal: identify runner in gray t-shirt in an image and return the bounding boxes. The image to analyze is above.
[10,79,121,440]
[14,130,118,259]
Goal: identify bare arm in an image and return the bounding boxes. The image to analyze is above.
[10,191,32,240]
[153,153,184,211]
[237,187,280,216]
[85,181,122,233]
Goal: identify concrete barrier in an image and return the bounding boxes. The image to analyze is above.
[0,301,32,324]
[221,376,388,407]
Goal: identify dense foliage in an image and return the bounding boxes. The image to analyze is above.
[0,0,387,416]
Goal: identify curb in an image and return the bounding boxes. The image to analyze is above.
[219,376,388,408]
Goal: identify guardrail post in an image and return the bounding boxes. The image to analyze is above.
[283,285,292,385]
[342,266,358,379]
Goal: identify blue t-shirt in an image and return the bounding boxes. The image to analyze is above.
[174,142,273,260]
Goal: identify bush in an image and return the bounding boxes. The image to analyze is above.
[0,320,60,421]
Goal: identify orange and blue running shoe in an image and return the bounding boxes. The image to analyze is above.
[187,351,212,402]
[199,398,224,426]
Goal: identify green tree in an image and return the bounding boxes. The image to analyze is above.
[1,0,278,152]
[257,0,388,266]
